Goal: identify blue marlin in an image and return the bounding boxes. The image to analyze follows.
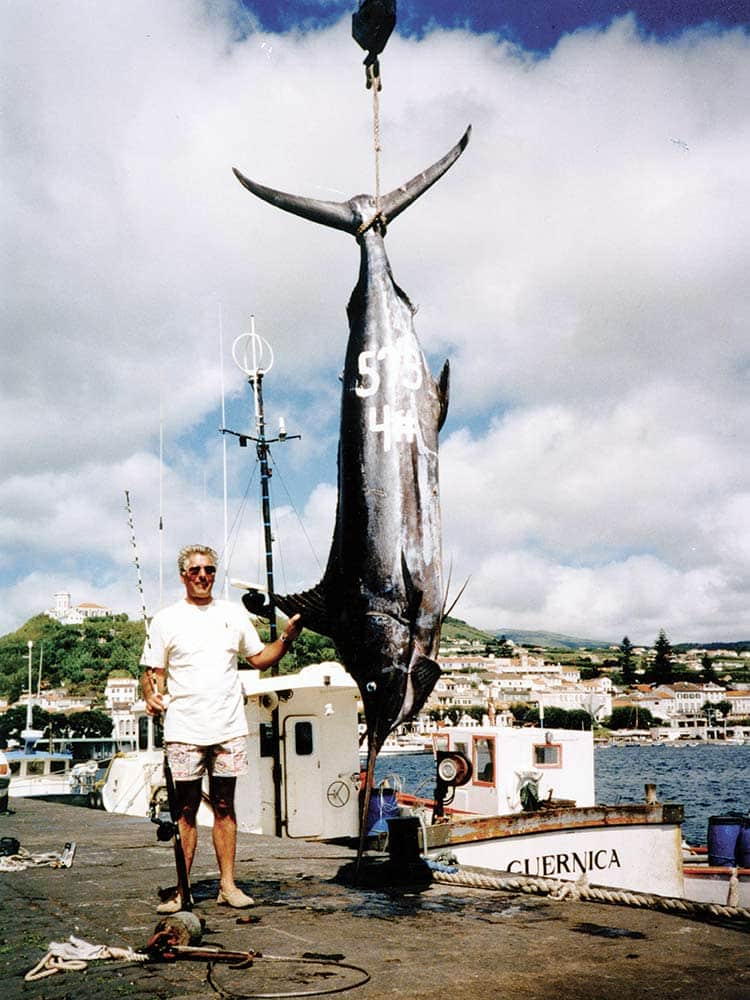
[234,128,471,796]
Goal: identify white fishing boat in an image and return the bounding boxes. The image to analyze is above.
[4,640,104,805]
[4,730,74,798]
[380,721,750,907]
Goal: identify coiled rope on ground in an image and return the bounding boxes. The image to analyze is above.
[431,867,750,923]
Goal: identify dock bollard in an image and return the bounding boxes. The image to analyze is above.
[387,816,422,863]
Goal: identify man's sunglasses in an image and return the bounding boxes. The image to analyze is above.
[185,565,217,577]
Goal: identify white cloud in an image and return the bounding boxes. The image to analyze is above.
[3,6,750,644]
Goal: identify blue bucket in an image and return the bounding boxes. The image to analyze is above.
[707,814,744,867]
[365,787,400,835]
[736,819,750,869]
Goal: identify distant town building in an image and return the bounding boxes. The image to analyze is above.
[15,688,93,713]
[104,675,140,743]
[47,592,112,625]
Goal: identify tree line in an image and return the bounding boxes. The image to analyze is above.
[0,613,340,706]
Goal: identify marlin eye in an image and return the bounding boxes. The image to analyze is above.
[366,682,377,692]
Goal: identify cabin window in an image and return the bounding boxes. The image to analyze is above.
[138,716,149,752]
[27,760,45,776]
[153,717,164,749]
[533,743,562,767]
[9,761,20,776]
[50,760,67,774]
[453,740,469,759]
[433,734,450,753]
[259,722,274,758]
[294,721,314,757]
[473,736,495,784]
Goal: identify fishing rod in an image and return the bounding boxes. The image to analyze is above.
[125,489,192,912]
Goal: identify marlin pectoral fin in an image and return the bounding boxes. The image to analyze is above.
[437,360,450,432]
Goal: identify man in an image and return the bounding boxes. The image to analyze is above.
[141,544,301,913]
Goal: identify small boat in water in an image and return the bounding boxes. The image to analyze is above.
[4,729,74,799]
[360,728,432,757]
[2,731,103,805]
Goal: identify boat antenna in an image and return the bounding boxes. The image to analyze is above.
[158,403,164,609]
[219,304,230,600]
[220,316,300,672]
[125,490,151,643]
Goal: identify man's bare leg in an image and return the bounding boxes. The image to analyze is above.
[210,775,239,891]
[175,777,203,874]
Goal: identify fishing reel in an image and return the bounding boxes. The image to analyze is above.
[433,750,472,821]
[150,787,176,842]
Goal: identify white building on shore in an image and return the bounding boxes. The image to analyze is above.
[47,592,112,626]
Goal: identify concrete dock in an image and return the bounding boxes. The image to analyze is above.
[1,798,748,999]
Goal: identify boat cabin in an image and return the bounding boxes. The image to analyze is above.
[433,724,595,816]
[237,662,361,839]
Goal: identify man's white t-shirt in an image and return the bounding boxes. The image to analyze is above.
[140,599,264,745]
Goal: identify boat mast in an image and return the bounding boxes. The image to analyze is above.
[221,317,300,668]
[221,318,300,840]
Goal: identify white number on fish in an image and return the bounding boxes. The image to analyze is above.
[355,341,423,399]
[367,403,419,453]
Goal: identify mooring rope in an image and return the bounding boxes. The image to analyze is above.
[431,868,750,923]
[0,848,74,873]
[24,936,147,981]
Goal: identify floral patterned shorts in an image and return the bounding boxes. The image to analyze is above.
[165,736,248,781]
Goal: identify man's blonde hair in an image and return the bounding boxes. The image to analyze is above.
[178,544,219,575]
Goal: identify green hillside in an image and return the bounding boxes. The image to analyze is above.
[0,614,145,704]
[493,629,614,650]
[441,617,495,645]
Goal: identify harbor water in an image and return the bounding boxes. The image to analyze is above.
[373,742,750,847]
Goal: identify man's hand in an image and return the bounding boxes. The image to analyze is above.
[281,613,303,646]
[245,614,304,671]
[142,668,166,716]
[145,690,166,717]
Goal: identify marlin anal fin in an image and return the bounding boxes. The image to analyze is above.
[437,360,450,432]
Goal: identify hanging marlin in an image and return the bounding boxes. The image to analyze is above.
[233,127,471,829]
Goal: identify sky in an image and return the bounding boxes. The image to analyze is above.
[3,1,750,646]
